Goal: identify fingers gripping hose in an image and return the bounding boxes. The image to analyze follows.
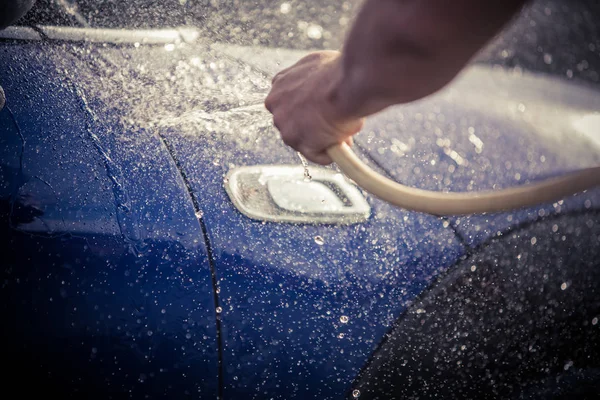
[327,143,600,216]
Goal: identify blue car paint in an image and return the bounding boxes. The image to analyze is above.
[0,42,220,397]
[164,121,464,398]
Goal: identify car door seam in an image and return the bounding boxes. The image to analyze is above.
[156,132,225,400]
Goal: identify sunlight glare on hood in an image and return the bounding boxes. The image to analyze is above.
[571,113,600,150]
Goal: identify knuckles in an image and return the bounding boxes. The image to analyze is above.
[264,96,274,113]
[264,50,342,166]
[272,115,283,130]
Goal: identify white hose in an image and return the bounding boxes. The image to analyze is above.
[327,142,600,216]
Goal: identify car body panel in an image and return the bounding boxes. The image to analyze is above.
[165,127,463,398]
[0,40,219,397]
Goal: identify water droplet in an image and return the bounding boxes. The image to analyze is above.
[280,2,291,14]
[564,360,574,371]
[233,376,239,381]
[470,265,477,272]
[306,24,323,40]
[338,333,345,339]
[592,317,598,325]
[147,330,153,336]
[304,170,312,182]
[186,333,192,339]
[297,152,312,181]
[161,308,166,314]
[560,282,568,290]
[314,236,325,245]
[584,199,592,209]
[340,315,349,323]
[530,237,537,245]
[91,347,98,354]
[543,53,553,64]
[216,307,223,313]
[352,389,361,398]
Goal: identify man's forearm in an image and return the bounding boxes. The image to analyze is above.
[330,0,529,118]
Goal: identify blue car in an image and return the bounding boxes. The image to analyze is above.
[1,1,599,399]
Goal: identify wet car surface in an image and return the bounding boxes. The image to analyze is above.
[1,0,599,399]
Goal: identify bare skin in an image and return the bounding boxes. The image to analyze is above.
[265,0,529,165]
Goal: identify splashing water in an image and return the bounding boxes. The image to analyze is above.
[160,104,316,186]
[297,152,312,181]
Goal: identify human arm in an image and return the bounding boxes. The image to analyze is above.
[265,0,529,164]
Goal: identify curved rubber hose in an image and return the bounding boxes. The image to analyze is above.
[327,143,600,216]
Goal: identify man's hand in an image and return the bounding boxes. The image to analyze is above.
[265,0,528,165]
[264,51,364,165]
